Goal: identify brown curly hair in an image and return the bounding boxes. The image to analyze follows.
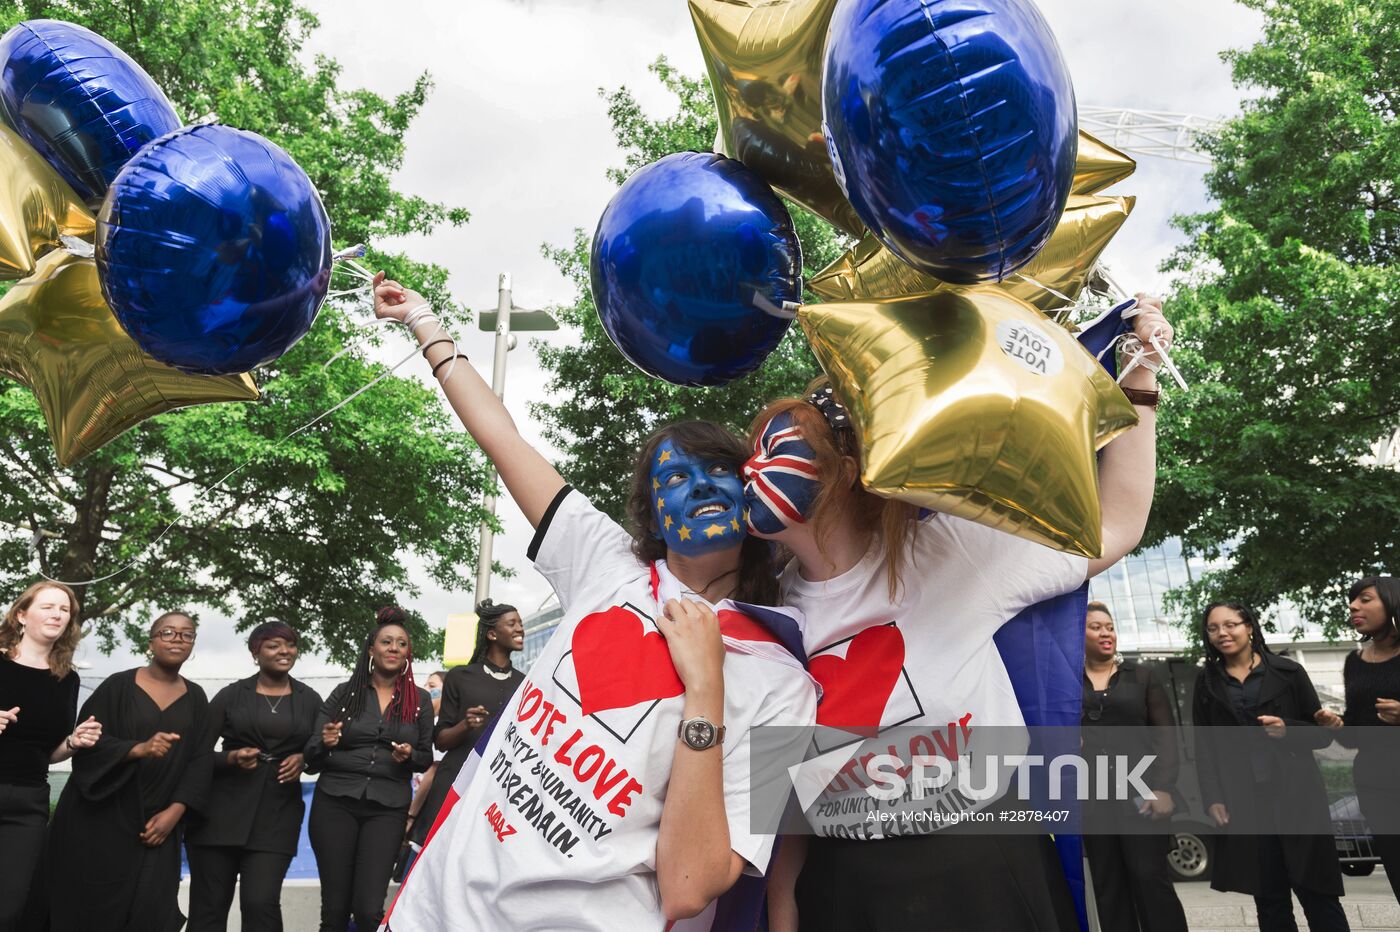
[626,421,779,606]
[1,581,83,678]
[748,378,919,600]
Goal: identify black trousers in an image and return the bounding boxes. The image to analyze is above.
[1370,835,1400,903]
[1253,833,1350,932]
[187,844,295,932]
[0,784,49,932]
[796,831,1079,932]
[1084,832,1188,932]
[308,788,405,932]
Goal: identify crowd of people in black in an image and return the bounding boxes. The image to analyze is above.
[0,588,524,932]
[1080,575,1400,932]
[1,571,1397,931]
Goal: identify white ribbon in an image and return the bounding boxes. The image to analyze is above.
[33,249,465,586]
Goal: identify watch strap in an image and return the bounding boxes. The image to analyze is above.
[1120,386,1160,410]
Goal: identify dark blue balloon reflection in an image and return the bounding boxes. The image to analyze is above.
[97,124,332,375]
[590,152,802,387]
[822,0,1078,284]
[0,20,182,202]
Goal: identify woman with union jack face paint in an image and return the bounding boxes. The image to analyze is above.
[751,293,1168,932]
[368,275,817,932]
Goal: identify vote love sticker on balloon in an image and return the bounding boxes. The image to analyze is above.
[996,320,1064,377]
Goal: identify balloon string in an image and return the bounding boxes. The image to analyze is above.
[31,257,458,587]
[1022,267,1189,392]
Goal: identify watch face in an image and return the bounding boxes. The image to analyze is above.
[684,719,716,749]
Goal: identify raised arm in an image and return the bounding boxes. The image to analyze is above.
[373,274,565,528]
[1087,294,1171,578]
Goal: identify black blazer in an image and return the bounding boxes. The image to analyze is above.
[1192,652,1342,897]
[187,675,320,853]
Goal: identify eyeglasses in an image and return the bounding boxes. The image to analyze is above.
[1205,621,1247,636]
[155,628,197,643]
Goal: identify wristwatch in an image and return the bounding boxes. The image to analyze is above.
[1120,386,1160,409]
[678,716,725,751]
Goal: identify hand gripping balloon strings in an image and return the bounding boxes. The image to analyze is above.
[1112,303,1188,391]
[29,254,462,587]
[1025,265,1189,392]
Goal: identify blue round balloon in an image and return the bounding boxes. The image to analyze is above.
[822,0,1077,284]
[590,152,802,387]
[97,124,332,375]
[0,20,182,202]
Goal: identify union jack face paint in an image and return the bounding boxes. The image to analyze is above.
[743,411,821,536]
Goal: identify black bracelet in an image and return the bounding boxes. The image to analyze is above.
[432,353,470,378]
[420,338,453,357]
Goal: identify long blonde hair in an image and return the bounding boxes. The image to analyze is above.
[749,380,919,600]
[1,582,82,678]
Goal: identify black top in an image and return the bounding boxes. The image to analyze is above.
[134,689,197,816]
[1223,660,1266,720]
[1221,659,1271,781]
[409,661,525,845]
[1080,660,1179,795]
[1340,649,1400,791]
[0,656,78,786]
[188,675,320,853]
[304,681,434,810]
[437,662,525,756]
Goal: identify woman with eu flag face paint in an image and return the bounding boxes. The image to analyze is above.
[368,276,817,932]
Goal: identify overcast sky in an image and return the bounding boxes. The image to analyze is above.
[77,0,1265,687]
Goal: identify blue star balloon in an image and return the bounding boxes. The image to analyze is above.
[97,124,332,375]
[0,20,181,202]
[822,0,1077,284]
[590,151,802,387]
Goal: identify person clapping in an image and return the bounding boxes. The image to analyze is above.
[187,621,320,931]
[304,607,433,932]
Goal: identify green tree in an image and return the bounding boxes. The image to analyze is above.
[1149,0,1400,637]
[535,58,846,518]
[0,0,488,663]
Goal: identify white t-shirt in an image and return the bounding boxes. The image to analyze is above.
[782,513,1086,839]
[388,489,817,931]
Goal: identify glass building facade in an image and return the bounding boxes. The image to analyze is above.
[1088,537,1315,652]
[519,601,563,673]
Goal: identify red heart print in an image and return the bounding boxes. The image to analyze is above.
[810,625,905,731]
[571,606,684,716]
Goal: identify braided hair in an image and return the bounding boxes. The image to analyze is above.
[334,606,419,725]
[469,599,519,666]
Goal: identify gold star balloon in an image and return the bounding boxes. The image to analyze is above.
[1072,129,1137,196]
[0,250,259,466]
[689,0,864,236]
[0,124,96,281]
[799,289,1139,557]
[809,194,1135,312]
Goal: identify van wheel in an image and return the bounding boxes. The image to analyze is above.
[1167,831,1211,881]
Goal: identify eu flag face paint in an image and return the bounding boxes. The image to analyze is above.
[650,439,747,556]
[743,411,821,536]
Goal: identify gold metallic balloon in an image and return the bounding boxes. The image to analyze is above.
[1073,130,1136,195]
[0,250,259,466]
[0,124,96,281]
[690,0,864,236]
[799,289,1139,557]
[809,194,1135,312]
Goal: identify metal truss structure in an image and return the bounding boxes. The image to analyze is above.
[1079,106,1223,164]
